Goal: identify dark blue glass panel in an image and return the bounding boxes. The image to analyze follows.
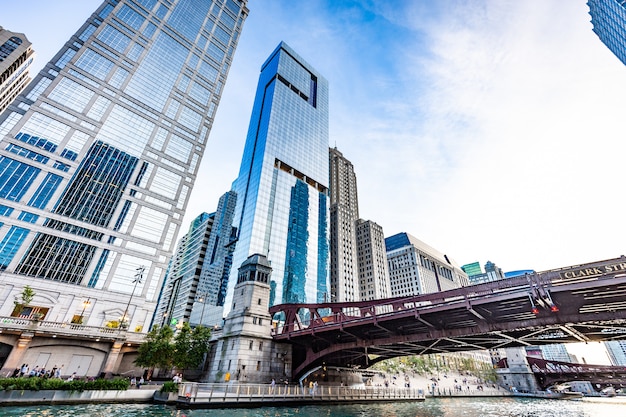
[0,157,41,202]
[18,212,38,223]
[0,205,14,216]
[0,36,22,61]
[53,140,138,227]
[88,249,110,288]
[317,192,328,303]
[282,180,309,304]
[16,233,96,284]
[0,226,29,268]
[27,172,62,209]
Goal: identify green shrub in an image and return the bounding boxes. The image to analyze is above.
[0,377,130,391]
[159,381,179,393]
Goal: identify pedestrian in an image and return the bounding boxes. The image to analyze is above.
[309,380,314,395]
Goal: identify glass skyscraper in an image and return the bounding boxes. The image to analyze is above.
[588,0,626,66]
[0,0,248,334]
[224,42,330,313]
[155,190,237,328]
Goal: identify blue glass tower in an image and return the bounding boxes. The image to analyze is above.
[224,42,330,313]
[588,0,626,66]
[0,0,248,331]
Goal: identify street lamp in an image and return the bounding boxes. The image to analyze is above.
[120,266,145,331]
[196,292,208,326]
[79,298,91,323]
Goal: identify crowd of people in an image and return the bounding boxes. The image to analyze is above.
[11,363,64,379]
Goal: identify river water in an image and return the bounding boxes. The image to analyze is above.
[0,397,623,417]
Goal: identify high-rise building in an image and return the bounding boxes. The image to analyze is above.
[536,344,572,363]
[329,147,391,303]
[194,190,237,321]
[329,147,359,302]
[155,190,237,329]
[156,212,215,328]
[0,0,248,377]
[605,340,626,365]
[461,262,482,277]
[356,219,391,301]
[588,0,626,66]
[224,42,330,312]
[463,260,506,285]
[0,27,35,114]
[385,232,468,296]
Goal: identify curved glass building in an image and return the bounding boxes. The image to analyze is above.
[224,42,330,313]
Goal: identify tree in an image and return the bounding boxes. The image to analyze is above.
[13,285,35,316]
[134,325,175,376]
[173,322,212,376]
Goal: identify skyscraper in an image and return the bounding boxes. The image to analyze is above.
[156,211,215,329]
[329,147,391,303]
[155,190,237,328]
[356,219,391,301]
[588,0,626,66]
[224,42,330,312]
[0,26,35,114]
[0,0,248,376]
[329,147,359,302]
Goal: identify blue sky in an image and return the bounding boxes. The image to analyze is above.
[5,0,625,275]
[2,2,625,364]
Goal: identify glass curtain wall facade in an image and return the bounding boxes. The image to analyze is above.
[155,212,214,328]
[154,190,237,328]
[588,0,626,66]
[224,42,330,313]
[0,0,248,329]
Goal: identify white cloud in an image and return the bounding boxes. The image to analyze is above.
[350,0,626,271]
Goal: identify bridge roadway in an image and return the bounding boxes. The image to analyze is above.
[269,257,626,378]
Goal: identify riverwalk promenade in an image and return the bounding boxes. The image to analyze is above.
[175,379,513,408]
[176,382,427,408]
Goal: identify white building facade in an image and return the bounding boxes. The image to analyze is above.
[385,233,468,297]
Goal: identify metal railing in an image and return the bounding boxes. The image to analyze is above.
[178,382,426,404]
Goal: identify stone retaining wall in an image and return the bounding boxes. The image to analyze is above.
[0,388,157,405]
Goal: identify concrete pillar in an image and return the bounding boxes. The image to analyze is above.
[0,332,33,376]
[100,340,124,377]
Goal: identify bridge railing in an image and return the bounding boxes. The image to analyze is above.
[270,257,626,336]
[0,315,146,343]
[178,382,426,404]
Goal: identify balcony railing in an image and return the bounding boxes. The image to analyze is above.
[0,316,146,343]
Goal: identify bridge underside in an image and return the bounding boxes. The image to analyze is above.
[271,267,626,378]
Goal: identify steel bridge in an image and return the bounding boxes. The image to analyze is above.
[269,257,626,379]
[517,356,626,389]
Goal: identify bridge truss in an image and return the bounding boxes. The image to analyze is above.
[269,257,626,378]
